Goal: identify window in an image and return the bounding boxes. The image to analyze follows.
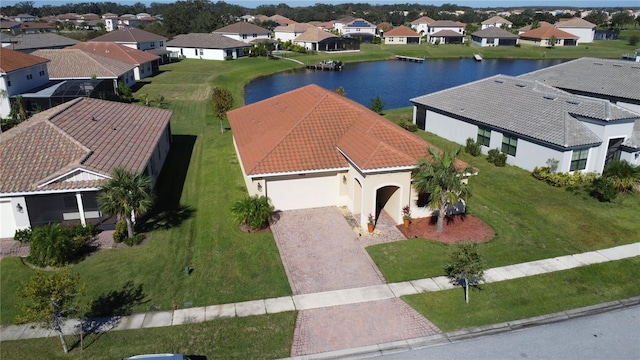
[477,126,491,147]
[199,48,203,56]
[159,41,164,47]
[501,134,517,156]
[26,69,32,80]
[388,37,394,42]
[38,65,45,76]
[570,149,589,171]
[252,33,257,38]
[242,34,247,39]
[6,76,10,86]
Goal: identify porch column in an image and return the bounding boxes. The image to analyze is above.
[75,192,86,226]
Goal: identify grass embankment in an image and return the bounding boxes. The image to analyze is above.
[371,108,640,282]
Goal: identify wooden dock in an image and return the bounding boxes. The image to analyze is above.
[473,54,483,61]
[395,55,424,63]
[307,60,343,71]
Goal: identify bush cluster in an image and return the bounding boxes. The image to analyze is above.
[399,120,418,132]
[28,224,95,267]
[465,138,481,156]
[532,167,597,187]
[113,221,128,243]
[487,148,507,167]
[13,228,32,242]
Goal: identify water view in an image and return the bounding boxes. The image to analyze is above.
[244,58,566,109]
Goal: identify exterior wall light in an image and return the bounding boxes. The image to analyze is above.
[257,182,262,192]
[16,203,23,213]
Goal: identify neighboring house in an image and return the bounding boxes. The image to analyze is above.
[293,28,358,52]
[32,49,136,89]
[471,27,519,47]
[426,20,466,44]
[212,22,272,44]
[0,33,79,53]
[269,14,296,26]
[274,23,316,42]
[90,27,172,63]
[517,21,553,34]
[166,33,250,60]
[554,17,595,43]
[14,14,37,22]
[228,84,470,231]
[518,26,578,47]
[410,16,435,36]
[481,15,512,29]
[594,29,617,40]
[68,42,160,80]
[410,74,640,174]
[0,48,50,118]
[18,22,56,33]
[338,18,377,40]
[0,19,21,32]
[0,97,172,238]
[383,25,421,45]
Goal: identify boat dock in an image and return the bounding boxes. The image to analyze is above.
[395,55,424,63]
[474,54,483,61]
[307,60,343,71]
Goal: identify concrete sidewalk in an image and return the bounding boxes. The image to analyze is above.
[1,242,638,341]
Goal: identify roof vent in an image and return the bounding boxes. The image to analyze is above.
[543,94,557,100]
[566,99,580,105]
[494,79,505,84]
[515,83,527,88]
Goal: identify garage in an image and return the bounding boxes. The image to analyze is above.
[266,173,339,211]
[0,199,17,238]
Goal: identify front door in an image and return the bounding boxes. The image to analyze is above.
[605,137,624,165]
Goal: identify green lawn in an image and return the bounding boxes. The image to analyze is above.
[0,311,296,360]
[403,257,640,332]
[369,114,640,282]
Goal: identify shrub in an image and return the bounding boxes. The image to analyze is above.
[546,158,559,173]
[465,138,481,156]
[487,148,507,167]
[113,221,127,243]
[590,177,617,202]
[14,228,32,243]
[66,224,95,239]
[532,167,597,187]
[602,160,640,193]
[124,233,145,247]
[399,120,418,132]
[231,195,274,230]
[28,224,86,267]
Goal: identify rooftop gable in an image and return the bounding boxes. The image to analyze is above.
[228,84,444,176]
[274,23,315,33]
[0,47,49,73]
[91,27,166,43]
[519,26,578,39]
[472,27,518,38]
[213,22,271,34]
[481,15,512,25]
[3,33,79,51]
[411,16,435,25]
[32,49,135,79]
[555,17,595,28]
[69,42,159,65]
[294,28,337,42]
[384,25,420,37]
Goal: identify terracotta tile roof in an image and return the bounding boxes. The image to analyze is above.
[481,15,512,25]
[269,14,296,25]
[91,27,167,43]
[166,33,250,49]
[31,49,135,79]
[294,28,337,42]
[19,22,55,30]
[0,98,172,194]
[228,84,454,176]
[69,42,159,65]
[213,22,271,35]
[274,23,315,33]
[0,47,49,73]
[519,26,579,39]
[411,16,435,25]
[384,25,420,37]
[518,21,553,32]
[555,17,595,28]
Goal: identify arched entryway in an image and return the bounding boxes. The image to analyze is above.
[375,185,401,224]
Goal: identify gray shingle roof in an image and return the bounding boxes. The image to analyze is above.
[32,49,135,79]
[213,22,271,35]
[91,27,166,43]
[519,57,640,102]
[472,27,518,38]
[2,33,79,51]
[166,33,250,49]
[410,75,640,149]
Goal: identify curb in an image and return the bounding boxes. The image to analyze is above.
[285,296,640,359]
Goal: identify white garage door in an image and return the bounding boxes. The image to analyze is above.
[267,175,338,211]
[0,200,17,238]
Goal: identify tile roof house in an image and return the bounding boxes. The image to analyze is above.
[18,22,56,33]
[0,33,79,53]
[383,25,421,45]
[31,49,136,89]
[410,16,435,36]
[228,84,469,230]
[0,97,172,238]
[481,15,512,29]
[293,28,358,52]
[90,27,167,51]
[274,23,316,42]
[68,42,160,80]
[212,22,272,44]
[554,17,596,43]
[338,18,377,40]
[517,21,553,34]
[426,20,466,44]
[166,33,250,61]
[0,48,50,118]
[518,26,578,47]
[410,73,640,174]
[471,27,519,47]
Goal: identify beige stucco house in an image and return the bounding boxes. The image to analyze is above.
[227,84,470,231]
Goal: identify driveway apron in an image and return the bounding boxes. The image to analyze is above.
[270,207,441,356]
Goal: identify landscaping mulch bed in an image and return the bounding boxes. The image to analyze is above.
[397,215,495,244]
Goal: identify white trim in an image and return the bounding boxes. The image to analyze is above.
[76,192,86,226]
[1,187,101,197]
[38,168,110,188]
[248,167,348,179]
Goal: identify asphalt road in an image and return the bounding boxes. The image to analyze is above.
[371,305,640,360]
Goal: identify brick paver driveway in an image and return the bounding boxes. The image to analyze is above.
[270,207,385,295]
[270,207,441,356]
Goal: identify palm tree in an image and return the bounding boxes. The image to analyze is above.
[231,195,274,230]
[98,167,154,238]
[412,147,471,233]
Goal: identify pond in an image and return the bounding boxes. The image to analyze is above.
[244,58,566,109]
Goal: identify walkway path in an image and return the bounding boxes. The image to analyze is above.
[2,242,638,344]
